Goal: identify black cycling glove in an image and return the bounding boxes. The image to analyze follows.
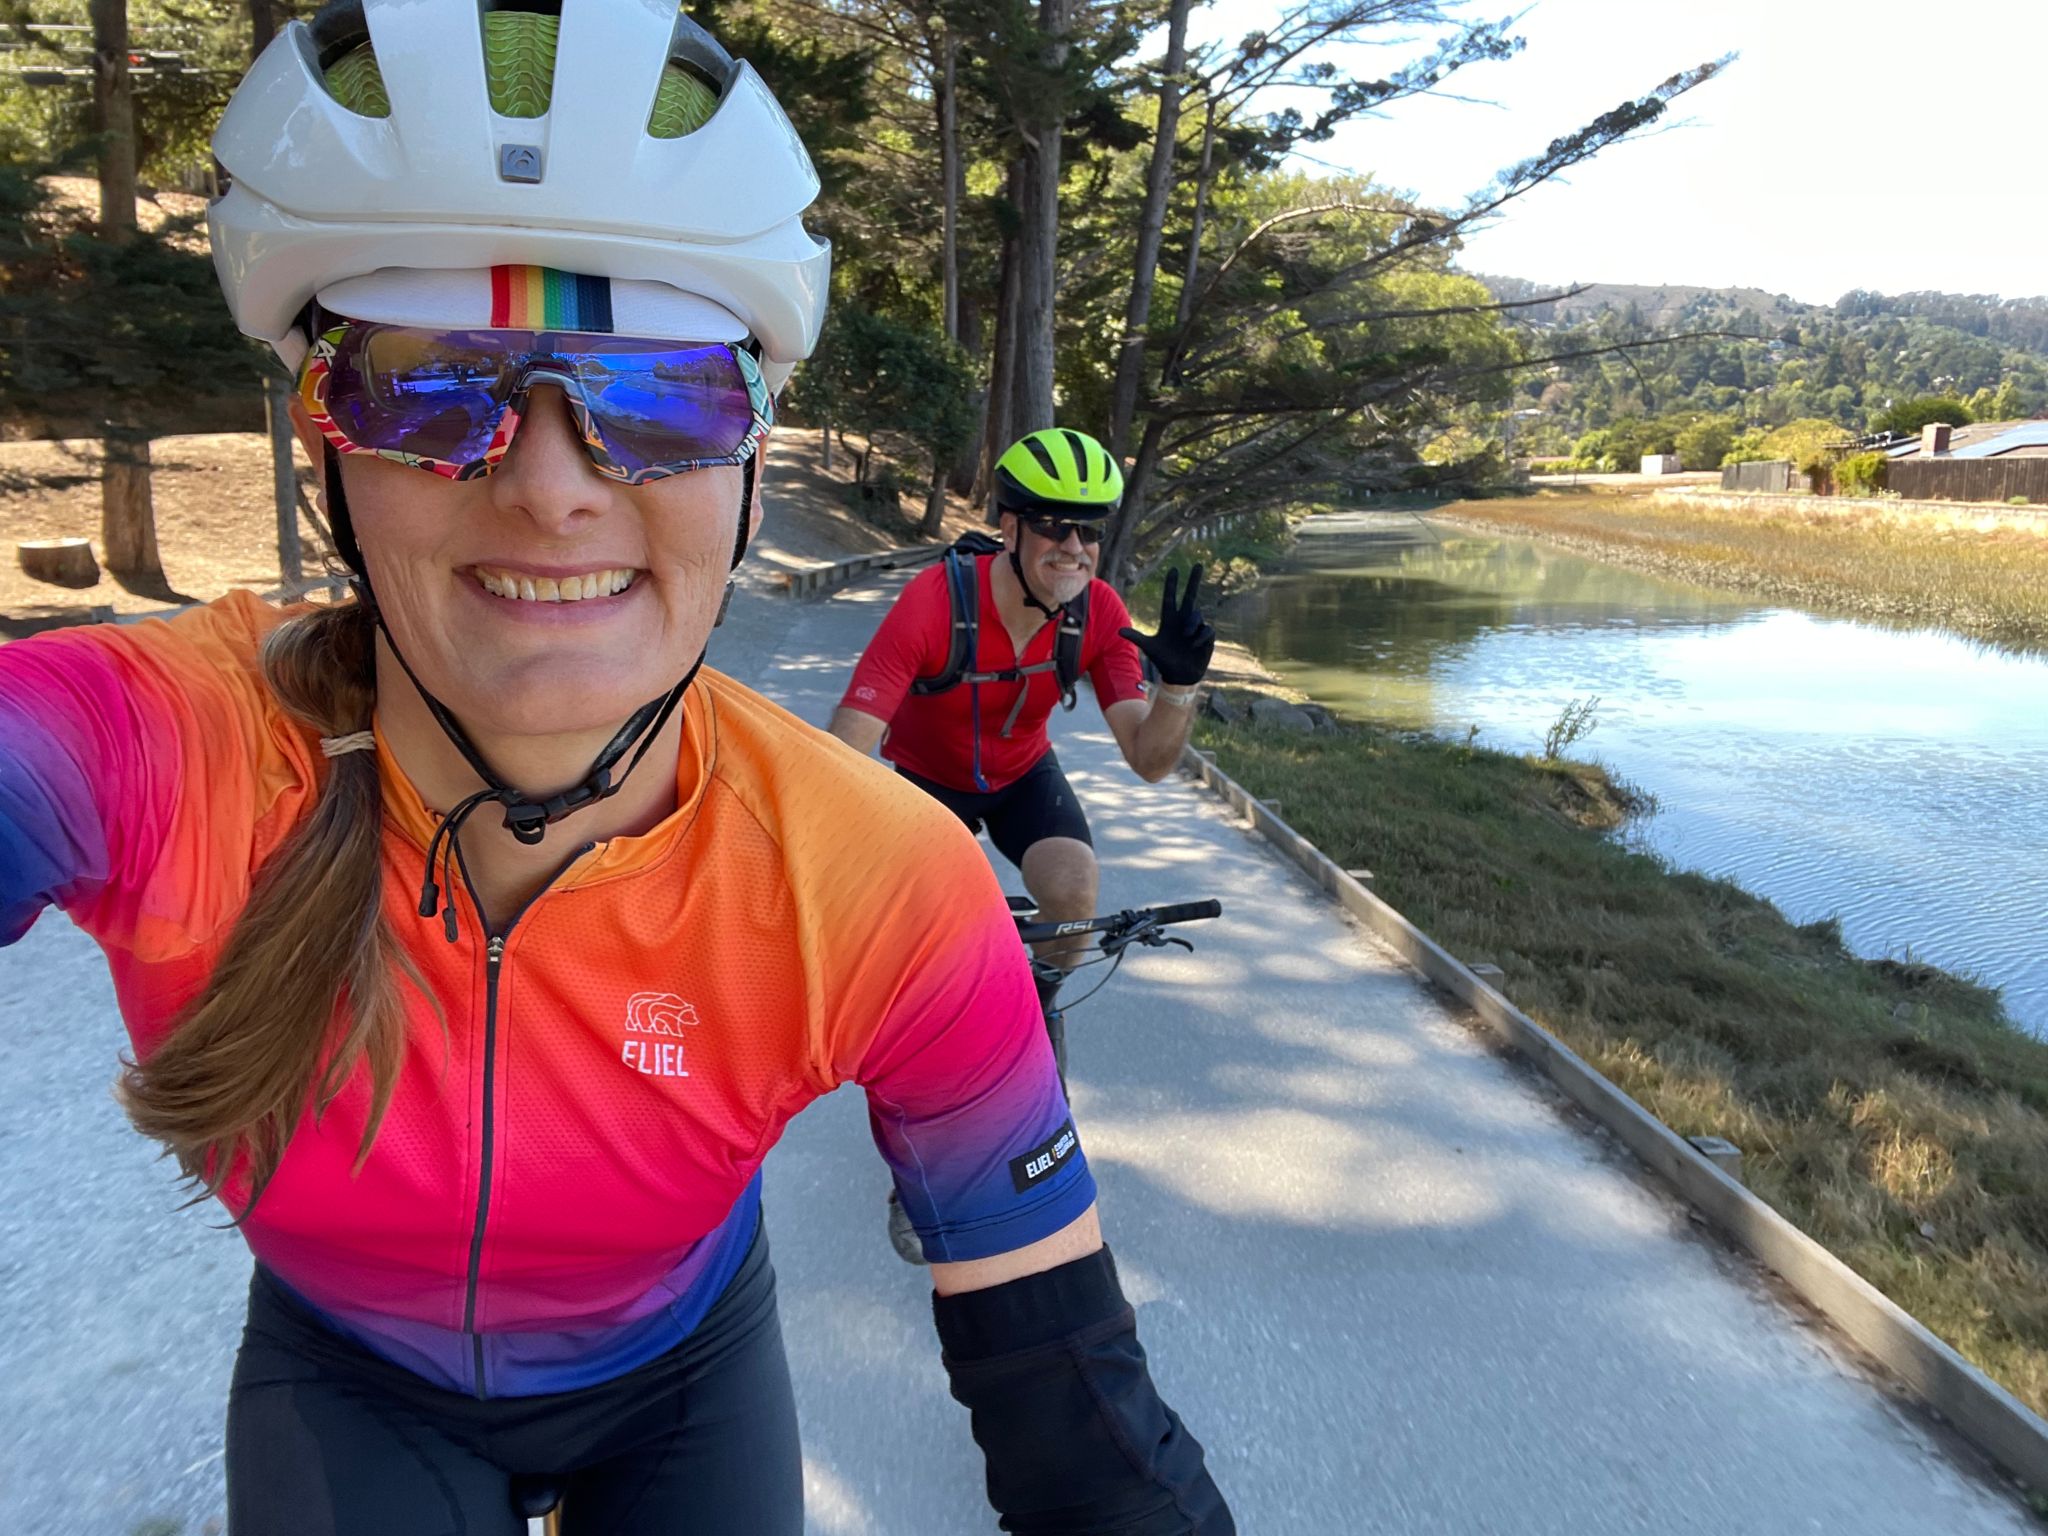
[1119,564,1215,687]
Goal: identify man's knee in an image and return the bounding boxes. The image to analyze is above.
[1023,838,1098,912]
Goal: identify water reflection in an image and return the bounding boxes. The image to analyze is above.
[1214,512,2048,1033]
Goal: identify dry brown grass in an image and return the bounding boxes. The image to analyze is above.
[1443,489,2048,652]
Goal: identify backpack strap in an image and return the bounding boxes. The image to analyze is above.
[1052,585,1089,710]
[909,548,979,696]
[908,549,1086,714]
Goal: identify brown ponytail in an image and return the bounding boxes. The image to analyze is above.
[121,598,426,1215]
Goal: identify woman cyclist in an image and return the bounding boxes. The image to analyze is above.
[0,4,1231,1532]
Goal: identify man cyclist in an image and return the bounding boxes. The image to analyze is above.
[0,5,1232,1531]
[828,427,1216,1039]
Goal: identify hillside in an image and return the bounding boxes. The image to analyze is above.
[1469,277,2048,461]
[1480,277,1812,332]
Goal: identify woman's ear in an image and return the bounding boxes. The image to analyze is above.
[286,395,326,475]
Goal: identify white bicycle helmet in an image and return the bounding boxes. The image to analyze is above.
[208,0,830,391]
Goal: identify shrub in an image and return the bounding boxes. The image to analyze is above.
[1762,418,1850,467]
[1720,427,1774,465]
[1674,414,1739,472]
[1835,451,1889,497]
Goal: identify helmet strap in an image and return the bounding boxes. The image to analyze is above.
[1007,545,1068,623]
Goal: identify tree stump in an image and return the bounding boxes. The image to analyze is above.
[18,538,101,589]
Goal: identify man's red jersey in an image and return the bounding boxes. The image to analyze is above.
[839,555,1147,790]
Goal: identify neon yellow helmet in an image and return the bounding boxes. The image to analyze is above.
[995,428,1124,518]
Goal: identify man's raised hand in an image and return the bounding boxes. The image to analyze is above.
[1119,563,1215,687]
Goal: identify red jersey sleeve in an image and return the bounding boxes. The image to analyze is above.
[838,563,950,724]
[1082,580,1147,708]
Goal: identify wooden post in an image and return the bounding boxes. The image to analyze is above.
[265,374,302,587]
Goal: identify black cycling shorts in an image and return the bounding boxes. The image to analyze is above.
[225,1223,802,1535]
[899,749,1092,869]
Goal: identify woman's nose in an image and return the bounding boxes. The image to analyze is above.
[490,384,608,530]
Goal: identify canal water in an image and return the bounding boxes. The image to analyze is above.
[1211,510,2048,1033]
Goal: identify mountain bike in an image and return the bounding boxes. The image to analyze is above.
[884,896,1222,1264]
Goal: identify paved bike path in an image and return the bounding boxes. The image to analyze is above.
[0,573,2032,1533]
[730,574,2034,1534]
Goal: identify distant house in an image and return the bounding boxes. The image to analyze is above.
[1640,453,1683,475]
[1885,420,2048,460]
[1882,419,2048,503]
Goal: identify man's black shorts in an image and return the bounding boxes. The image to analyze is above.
[898,750,1092,868]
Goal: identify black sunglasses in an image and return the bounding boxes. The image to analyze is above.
[1019,513,1105,545]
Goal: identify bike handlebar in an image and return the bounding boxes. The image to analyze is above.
[1013,899,1221,947]
[1144,899,1223,926]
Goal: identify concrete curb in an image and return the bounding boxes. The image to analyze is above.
[1179,741,2048,1494]
[778,544,948,598]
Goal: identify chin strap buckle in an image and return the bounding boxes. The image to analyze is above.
[501,769,616,845]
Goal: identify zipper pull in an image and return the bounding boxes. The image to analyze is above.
[486,936,505,965]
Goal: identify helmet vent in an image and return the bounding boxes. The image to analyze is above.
[323,44,391,118]
[648,64,719,138]
[1061,428,1091,483]
[1022,434,1061,479]
[483,9,558,118]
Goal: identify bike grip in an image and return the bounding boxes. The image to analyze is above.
[1149,900,1221,925]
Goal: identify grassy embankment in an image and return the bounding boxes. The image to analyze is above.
[1193,711,2048,1420]
[1442,487,2048,652]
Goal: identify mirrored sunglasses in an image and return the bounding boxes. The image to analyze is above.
[299,322,772,485]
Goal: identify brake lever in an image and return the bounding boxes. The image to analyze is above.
[1130,925,1193,953]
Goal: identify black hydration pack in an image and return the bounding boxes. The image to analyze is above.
[908,530,1089,790]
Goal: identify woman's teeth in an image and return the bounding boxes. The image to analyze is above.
[473,567,638,602]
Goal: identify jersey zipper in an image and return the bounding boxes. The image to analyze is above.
[456,842,595,1399]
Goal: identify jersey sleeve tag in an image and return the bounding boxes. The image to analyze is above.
[1009,1118,1080,1193]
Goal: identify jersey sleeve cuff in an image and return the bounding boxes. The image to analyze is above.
[912,1155,1098,1265]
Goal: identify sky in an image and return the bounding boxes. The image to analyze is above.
[1194,0,2048,304]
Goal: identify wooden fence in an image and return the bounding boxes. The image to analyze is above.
[1887,457,2048,505]
[1721,460,1793,493]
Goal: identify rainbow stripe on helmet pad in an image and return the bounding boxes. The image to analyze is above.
[490,266,615,332]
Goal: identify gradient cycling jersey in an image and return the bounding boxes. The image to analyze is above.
[838,555,1147,792]
[0,592,1093,1396]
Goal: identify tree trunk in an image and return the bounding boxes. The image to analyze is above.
[1108,0,1190,461]
[1099,416,1165,590]
[1173,97,1220,332]
[102,427,162,581]
[92,0,165,588]
[91,0,137,235]
[1010,0,1073,437]
[938,28,961,345]
[920,460,949,539]
[247,0,279,56]
[821,423,832,472]
[948,293,986,496]
[976,157,1027,505]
